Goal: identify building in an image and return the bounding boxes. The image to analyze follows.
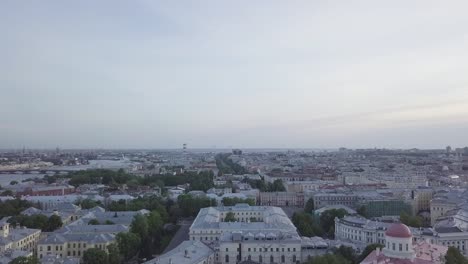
[360,223,447,264]
[335,215,468,255]
[189,204,327,264]
[430,189,468,226]
[313,193,359,209]
[168,187,186,201]
[359,200,412,218]
[37,233,116,259]
[258,192,304,207]
[143,240,215,264]
[0,218,41,255]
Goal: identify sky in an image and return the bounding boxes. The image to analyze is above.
[1,0,468,149]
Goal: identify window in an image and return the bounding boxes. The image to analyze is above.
[259,255,263,263]
[399,244,402,251]
[47,246,51,251]
[406,244,408,251]
[281,255,285,263]
[293,255,296,262]
[270,255,274,263]
[248,255,251,261]
[226,248,229,252]
[225,255,229,263]
[392,243,395,251]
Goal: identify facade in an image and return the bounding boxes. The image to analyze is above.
[359,200,412,218]
[360,223,447,264]
[336,215,468,255]
[313,193,358,209]
[258,192,304,207]
[0,218,41,255]
[189,204,327,264]
[430,189,465,226]
[37,233,116,259]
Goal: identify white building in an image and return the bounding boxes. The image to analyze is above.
[189,204,329,264]
[360,223,447,264]
[143,240,214,264]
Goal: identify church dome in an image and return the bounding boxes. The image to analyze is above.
[385,223,412,238]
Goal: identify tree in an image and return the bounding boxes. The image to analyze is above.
[116,232,141,260]
[107,244,122,264]
[445,246,468,264]
[88,219,100,225]
[131,214,149,239]
[1,190,14,196]
[400,212,422,228]
[333,245,357,264]
[291,212,323,237]
[358,244,383,263]
[82,248,108,264]
[45,215,63,231]
[272,179,286,191]
[307,253,351,264]
[224,212,236,222]
[10,180,18,185]
[305,198,315,213]
[77,199,100,209]
[222,197,255,206]
[319,209,348,238]
[357,206,367,217]
[9,256,39,264]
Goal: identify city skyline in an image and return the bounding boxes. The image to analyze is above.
[2,1,468,149]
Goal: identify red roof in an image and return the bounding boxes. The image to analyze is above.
[385,223,412,238]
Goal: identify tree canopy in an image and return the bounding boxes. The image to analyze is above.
[446,246,468,264]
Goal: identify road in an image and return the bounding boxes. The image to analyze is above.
[163,220,193,254]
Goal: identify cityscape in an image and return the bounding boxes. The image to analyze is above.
[0,147,468,264]
[2,1,468,264]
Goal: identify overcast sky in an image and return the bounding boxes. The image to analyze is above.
[1,1,468,149]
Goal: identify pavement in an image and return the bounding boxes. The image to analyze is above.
[163,220,193,254]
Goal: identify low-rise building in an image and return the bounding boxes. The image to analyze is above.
[258,192,304,207]
[143,240,215,264]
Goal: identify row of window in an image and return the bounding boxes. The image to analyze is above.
[225,254,297,263]
[226,247,297,252]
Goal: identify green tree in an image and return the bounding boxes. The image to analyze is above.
[82,248,108,264]
[45,215,63,231]
[116,232,141,260]
[305,198,315,213]
[1,190,14,196]
[400,212,422,228]
[357,206,367,217]
[358,244,384,263]
[334,245,357,264]
[107,244,122,264]
[130,214,149,239]
[224,212,236,222]
[319,209,348,238]
[307,253,351,264]
[88,219,100,225]
[77,199,100,209]
[272,179,286,191]
[9,256,39,264]
[445,246,468,264]
[291,212,323,237]
[222,197,255,206]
